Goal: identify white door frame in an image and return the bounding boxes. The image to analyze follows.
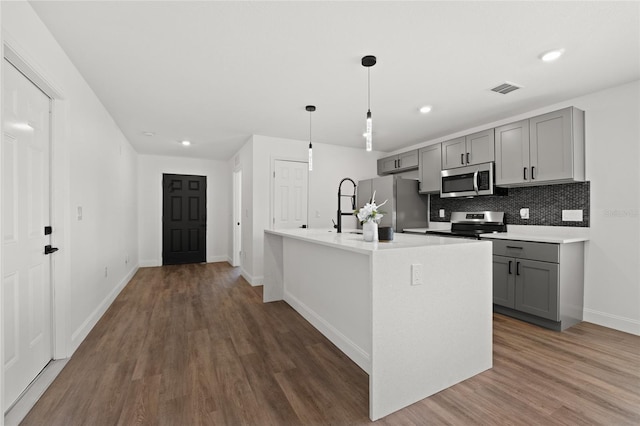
[2,40,70,389]
[232,169,242,267]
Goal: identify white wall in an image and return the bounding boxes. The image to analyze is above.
[138,154,230,266]
[234,134,380,286]
[395,80,640,335]
[1,0,140,364]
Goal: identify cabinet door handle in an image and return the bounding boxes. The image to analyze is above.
[523,167,528,180]
[531,166,535,180]
[516,261,521,276]
[508,260,512,275]
[466,152,470,164]
[461,153,464,165]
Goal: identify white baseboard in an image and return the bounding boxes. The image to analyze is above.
[583,308,640,336]
[139,259,159,267]
[240,267,263,287]
[207,255,228,263]
[69,265,139,354]
[284,291,370,373]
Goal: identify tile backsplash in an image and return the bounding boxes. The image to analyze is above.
[430,182,590,227]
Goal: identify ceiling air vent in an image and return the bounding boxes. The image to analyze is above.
[490,82,522,95]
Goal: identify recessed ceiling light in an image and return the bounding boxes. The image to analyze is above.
[142,131,155,137]
[540,49,565,62]
[180,140,191,146]
[419,106,432,114]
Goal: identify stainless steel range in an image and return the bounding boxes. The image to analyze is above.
[425,211,506,239]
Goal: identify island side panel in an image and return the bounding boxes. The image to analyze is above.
[369,241,493,421]
[282,238,372,373]
[263,232,284,302]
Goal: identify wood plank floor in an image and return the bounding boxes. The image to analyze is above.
[21,263,640,425]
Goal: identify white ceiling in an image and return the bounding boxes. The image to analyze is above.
[29,1,640,160]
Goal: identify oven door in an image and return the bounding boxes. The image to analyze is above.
[441,162,494,198]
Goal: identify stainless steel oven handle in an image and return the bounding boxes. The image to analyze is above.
[473,170,479,194]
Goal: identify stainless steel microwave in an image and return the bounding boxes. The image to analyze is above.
[440,162,495,198]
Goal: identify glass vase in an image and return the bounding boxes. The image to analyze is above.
[363,221,378,242]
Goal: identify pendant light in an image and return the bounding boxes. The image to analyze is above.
[362,55,376,152]
[306,105,316,171]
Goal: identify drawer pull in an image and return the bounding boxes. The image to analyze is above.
[506,246,523,249]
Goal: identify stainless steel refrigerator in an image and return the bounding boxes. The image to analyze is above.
[356,176,429,232]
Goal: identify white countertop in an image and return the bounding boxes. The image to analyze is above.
[404,224,589,244]
[265,228,484,255]
[479,227,589,244]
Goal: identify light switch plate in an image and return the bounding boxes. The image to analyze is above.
[562,209,583,222]
[411,264,423,286]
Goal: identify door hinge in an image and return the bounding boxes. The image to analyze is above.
[273,171,275,178]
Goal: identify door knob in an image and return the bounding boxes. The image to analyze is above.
[44,245,59,255]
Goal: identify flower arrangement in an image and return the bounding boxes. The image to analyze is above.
[355,191,387,224]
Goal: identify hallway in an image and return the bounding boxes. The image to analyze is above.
[20,263,640,425]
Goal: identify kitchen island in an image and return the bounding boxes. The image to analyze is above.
[263,229,493,420]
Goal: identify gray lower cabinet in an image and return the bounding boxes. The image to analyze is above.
[490,239,584,331]
[515,259,559,321]
[418,144,441,193]
[377,150,419,175]
[492,255,515,308]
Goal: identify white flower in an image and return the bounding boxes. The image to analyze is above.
[355,190,387,224]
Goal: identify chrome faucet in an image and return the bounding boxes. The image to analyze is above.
[336,178,357,233]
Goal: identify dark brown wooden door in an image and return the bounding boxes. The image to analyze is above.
[162,174,206,265]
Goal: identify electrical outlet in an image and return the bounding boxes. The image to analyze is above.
[411,264,423,286]
[562,209,583,222]
[439,209,445,218]
[520,208,529,219]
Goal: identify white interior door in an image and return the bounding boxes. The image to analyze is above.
[273,160,308,229]
[232,169,242,267]
[2,59,53,410]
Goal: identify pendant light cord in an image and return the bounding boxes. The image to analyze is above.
[309,110,312,144]
[367,68,371,110]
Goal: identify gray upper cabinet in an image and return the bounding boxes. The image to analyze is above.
[418,144,441,193]
[441,129,494,169]
[495,120,530,185]
[441,136,466,169]
[377,150,419,175]
[378,156,399,175]
[495,107,585,186]
[466,129,495,165]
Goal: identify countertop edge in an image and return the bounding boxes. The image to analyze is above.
[479,233,589,244]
